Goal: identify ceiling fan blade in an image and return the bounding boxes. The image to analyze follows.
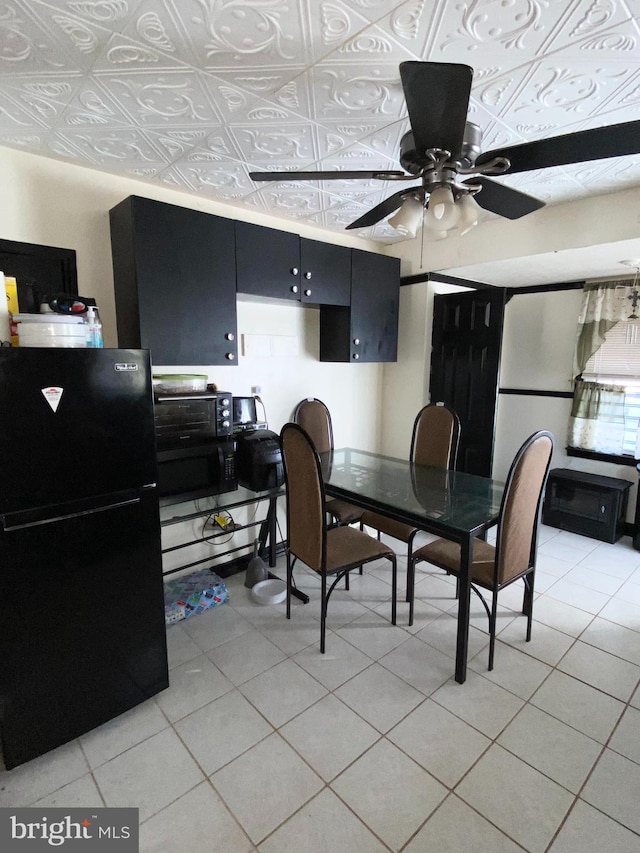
[249,170,406,182]
[345,188,419,230]
[465,177,545,220]
[399,61,473,159]
[475,120,640,174]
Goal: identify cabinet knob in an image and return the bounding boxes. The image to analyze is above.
[304,289,311,297]
[353,338,360,345]
[352,353,360,360]
[225,352,235,361]
[304,271,312,280]
[291,285,299,294]
[225,332,234,341]
[222,409,230,417]
[291,267,299,276]
[222,420,230,428]
[221,398,230,406]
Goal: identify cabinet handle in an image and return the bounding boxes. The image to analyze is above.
[352,353,360,360]
[291,285,299,294]
[225,352,235,361]
[304,289,311,297]
[353,338,360,345]
[291,267,299,276]
[225,332,234,341]
[304,271,312,280]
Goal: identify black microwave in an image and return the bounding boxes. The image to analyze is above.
[156,439,237,500]
[153,393,237,499]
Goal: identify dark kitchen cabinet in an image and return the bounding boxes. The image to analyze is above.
[319,249,400,362]
[299,238,351,306]
[109,196,237,366]
[235,222,350,306]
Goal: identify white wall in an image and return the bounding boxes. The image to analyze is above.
[494,289,638,521]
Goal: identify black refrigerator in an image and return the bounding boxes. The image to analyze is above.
[0,348,168,770]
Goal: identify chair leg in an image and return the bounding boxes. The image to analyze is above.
[286,550,292,620]
[391,555,397,625]
[408,557,415,627]
[523,572,535,642]
[488,589,498,671]
[320,573,327,654]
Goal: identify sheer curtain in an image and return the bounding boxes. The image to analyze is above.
[569,280,636,455]
[568,379,626,454]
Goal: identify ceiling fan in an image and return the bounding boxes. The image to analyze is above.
[249,62,640,237]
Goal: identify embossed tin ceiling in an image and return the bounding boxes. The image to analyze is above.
[1,0,639,243]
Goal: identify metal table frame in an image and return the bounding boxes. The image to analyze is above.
[321,448,504,684]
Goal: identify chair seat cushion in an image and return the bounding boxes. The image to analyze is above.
[327,497,364,525]
[324,525,395,574]
[361,509,415,543]
[414,537,496,587]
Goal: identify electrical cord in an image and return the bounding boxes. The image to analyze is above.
[254,394,268,425]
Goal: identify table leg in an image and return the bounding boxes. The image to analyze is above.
[455,534,472,684]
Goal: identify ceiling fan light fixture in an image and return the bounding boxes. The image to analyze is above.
[457,192,482,235]
[388,195,424,237]
[425,186,460,231]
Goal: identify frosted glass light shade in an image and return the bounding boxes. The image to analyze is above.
[457,193,482,234]
[388,195,424,237]
[425,186,460,231]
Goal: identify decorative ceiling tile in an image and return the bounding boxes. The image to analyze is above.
[427,0,570,66]
[0,75,84,128]
[54,125,171,167]
[307,61,406,121]
[542,0,639,58]
[0,0,639,242]
[498,58,637,135]
[171,0,311,70]
[170,153,257,196]
[228,119,318,164]
[94,68,224,127]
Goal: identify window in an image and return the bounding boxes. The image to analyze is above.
[581,320,640,458]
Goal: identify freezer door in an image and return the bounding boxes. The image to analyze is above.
[0,489,168,769]
[0,348,158,513]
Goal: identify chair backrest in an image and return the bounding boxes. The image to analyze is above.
[292,398,333,454]
[496,430,554,585]
[410,403,461,470]
[280,422,325,572]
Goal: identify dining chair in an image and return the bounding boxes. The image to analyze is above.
[360,403,460,602]
[280,422,397,653]
[292,397,363,526]
[408,429,554,670]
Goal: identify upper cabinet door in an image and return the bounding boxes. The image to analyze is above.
[110,197,237,366]
[299,239,351,306]
[235,221,301,300]
[349,250,400,363]
[319,250,400,363]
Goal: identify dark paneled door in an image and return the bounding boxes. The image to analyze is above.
[429,289,505,476]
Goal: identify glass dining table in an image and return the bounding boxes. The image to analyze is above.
[320,448,505,684]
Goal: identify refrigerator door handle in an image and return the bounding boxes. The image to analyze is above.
[1,497,141,532]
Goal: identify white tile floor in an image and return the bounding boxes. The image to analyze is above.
[2,524,640,852]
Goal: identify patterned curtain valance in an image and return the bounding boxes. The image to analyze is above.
[573,278,640,378]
